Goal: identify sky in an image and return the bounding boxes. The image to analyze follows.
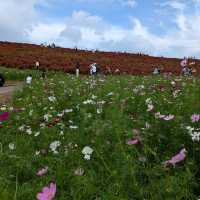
[0,0,200,58]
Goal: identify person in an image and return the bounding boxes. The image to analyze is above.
[182,66,192,76]
[89,63,97,75]
[75,62,80,77]
[180,58,187,68]
[0,73,5,87]
[41,68,46,79]
[26,74,32,84]
[35,61,40,70]
[153,67,160,75]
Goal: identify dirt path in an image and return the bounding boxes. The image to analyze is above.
[0,81,23,104]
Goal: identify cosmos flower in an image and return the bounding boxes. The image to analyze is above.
[163,114,174,121]
[49,141,61,154]
[0,112,9,122]
[8,143,15,150]
[191,114,200,123]
[155,112,165,119]
[82,146,93,160]
[74,167,85,176]
[163,148,187,167]
[37,167,48,177]
[191,131,200,142]
[37,182,56,200]
[147,104,154,112]
[48,96,56,102]
[127,138,140,145]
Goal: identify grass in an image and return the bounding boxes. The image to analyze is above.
[0,67,200,200]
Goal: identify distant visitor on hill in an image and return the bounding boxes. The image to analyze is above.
[182,66,192,76]
[0,73,5,87]
[75,62,80,77]
[180,58,192,76]
[26,74,32,84]
[36,61,40,70]
[180,58,187,68]
[41,68,46,79]
[153,67,160,75]
[89,63,97,75]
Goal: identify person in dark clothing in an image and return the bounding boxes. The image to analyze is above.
[41,68,46,79]
[0,74,5,87]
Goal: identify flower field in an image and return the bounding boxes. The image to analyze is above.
[0,67,200,200]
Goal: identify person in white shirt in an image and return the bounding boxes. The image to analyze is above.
[35,61,40,70]
[90,63,97,75]
[26,74,32,84]
[75,62,80,77]
[153,67,160,75]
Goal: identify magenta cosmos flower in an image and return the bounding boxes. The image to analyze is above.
[0,112,9,122]
[37,182,56,200]
[164,148,187,167]
[191,114,200,123]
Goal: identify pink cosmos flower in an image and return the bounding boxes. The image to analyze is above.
[37,182,56,200]
[127,135,141,145]
[36,167,48,177]
[127,138,140,145]
[163,114,174,121]
[0,112,9,122]
[155,112,165,119]
[164,148,187,167]
[191,114,200,123]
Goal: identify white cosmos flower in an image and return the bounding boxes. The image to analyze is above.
[65,109,73,113]
[191,132,200,142]
[147,104,154,112]
[48,96,56,102]
[26,128,32,135]
[97,108,102,114]
[18,125,25,131]
[35,151,40,156]
[145,98,152,105]
[82,146,93,155]
[29,110,33,116]
[9,143,15,150]
[83,100,95,105]
[49,141,61,154]
[44,114,52,122]
[34,132,40,137]
[84,154,91,160]
[69,125,78,129]
[107,92,114,96]
[0,106,6,111]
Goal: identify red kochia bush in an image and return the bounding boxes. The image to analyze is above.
[0,41,199,75]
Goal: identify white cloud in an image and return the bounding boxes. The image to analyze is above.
[0,0,52,42]
[161,0,186,11]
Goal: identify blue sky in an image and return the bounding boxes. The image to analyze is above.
[0,0,200,58]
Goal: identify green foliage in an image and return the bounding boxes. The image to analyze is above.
[0,69,200,199]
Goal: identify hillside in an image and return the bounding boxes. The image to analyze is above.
[0,41,199,75]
